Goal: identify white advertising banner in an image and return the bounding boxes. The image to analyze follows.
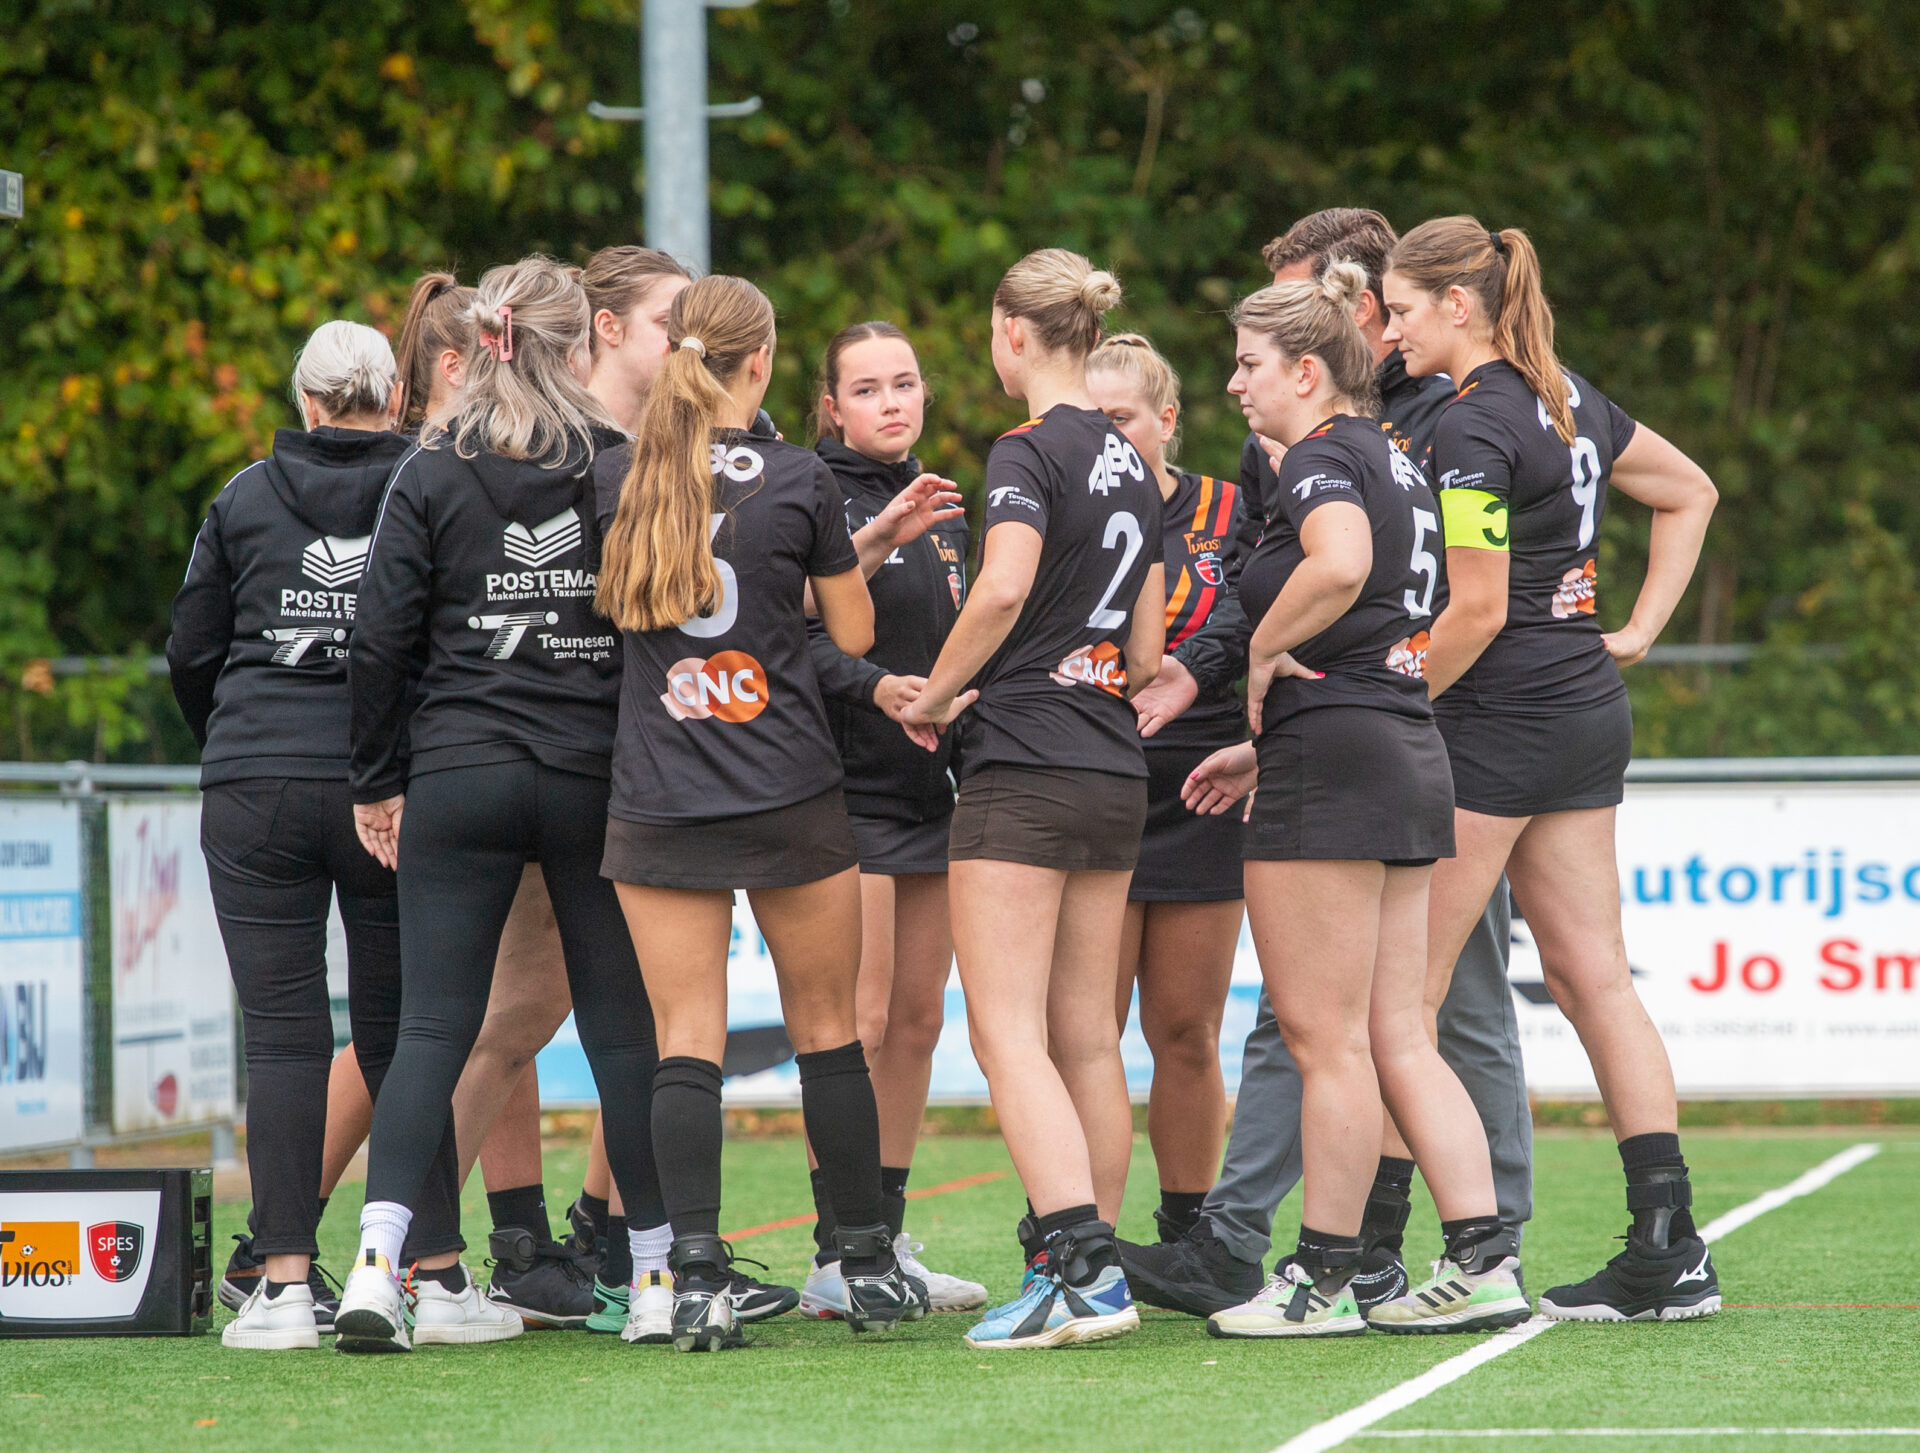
[0,801,87,1151]
[108,799,235,1131]
[1514,781,1920,1097]
[0,1188,161,1321]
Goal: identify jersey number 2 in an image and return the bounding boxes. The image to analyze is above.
[1088,510,1144,630]
[1403,507,1439,618]
[681,513,739,639]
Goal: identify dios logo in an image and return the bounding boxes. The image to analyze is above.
[1050,641,1128,697]
[0,1221,79,1287]
[662,652,769,723]
[1385,630,1432,679]
[1551,560,1598,619]
[89,1222,143,1282]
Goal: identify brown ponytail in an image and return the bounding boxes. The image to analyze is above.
[596,275,777,632]
[1388,217,1574,443]
[392,272,474,429]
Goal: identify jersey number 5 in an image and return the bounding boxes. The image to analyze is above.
[681,513,740,639]
[1403,507,1439,619]
[1088,510,1144,630]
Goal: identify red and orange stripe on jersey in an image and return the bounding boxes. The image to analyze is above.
[1164,473,1237,648]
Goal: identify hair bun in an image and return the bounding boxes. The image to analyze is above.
[1319,258,1369,308]
[1079,269,1123,314]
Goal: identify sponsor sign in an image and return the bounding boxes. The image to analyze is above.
[0,1189,161,1320]
[0,801,86,1152]
[108,800,235,1132]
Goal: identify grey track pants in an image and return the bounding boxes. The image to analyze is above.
[1200,880,1533,1264]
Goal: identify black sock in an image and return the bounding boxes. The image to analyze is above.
[265,1278,301,1297]
[1361,1157,1416,1254]
[600,1213,631,1286]
[880,1164,910,1240]
[1156,1190,1207,1240]
[486,1183,550,1242]
[652,1056,725,1240]
[810,1167,838,1266]
[1296,1226,1363,1283]
[795,1042,884,1238]
[1619,1132,1695,1247]
[415,1262,467,1292]
[578,1191,611,1242]
[1033,1203,1118,1281]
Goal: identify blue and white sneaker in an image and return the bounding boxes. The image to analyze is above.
[965,1263,1139,1350]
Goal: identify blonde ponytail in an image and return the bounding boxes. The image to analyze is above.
[1230,258,1379,414]
[596,275,776,632]
[992,248,1121,359]
[1389,217,1574,443]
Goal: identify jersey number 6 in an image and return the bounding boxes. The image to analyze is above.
[681,512,740,639]
[1087,510,1144,630]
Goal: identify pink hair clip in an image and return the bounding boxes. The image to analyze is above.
[485,305,514,362]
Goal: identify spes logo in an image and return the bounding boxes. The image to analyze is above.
[1195,554,1224,587]
[301,534,370,588]
[0,1221,79,1286]
[502,508,582,568]
[1551,560,1598,618]
[662,652,769,723]
[88,1221,143,1282]
[1087,434,1145,496]
[1385,630,1432,679]
[469,611,560,660]
[1050,642,1128,697]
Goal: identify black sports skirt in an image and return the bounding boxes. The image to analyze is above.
[849,810,952,877]
[1245,706,1455,865]
[602,786,859,891]
[948,764,1147,873]
[1130,743,1246,902]
[1437,691,1632,818]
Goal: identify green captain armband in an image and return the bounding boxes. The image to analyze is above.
[1440,488,1510,551]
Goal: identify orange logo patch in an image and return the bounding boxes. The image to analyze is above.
[662,651,769,723]
[1050,641,1128,697]
[1385,631,1431,679]
[1551,560,1598,619]
[0,1221,81,1285]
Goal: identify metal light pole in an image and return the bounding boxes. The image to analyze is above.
[589,0,762,275]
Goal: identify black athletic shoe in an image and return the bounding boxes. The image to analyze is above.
[218,1232,264,1313]
[561,1196,604,1262]
[1349,1242,1409,1313]
[1117,1224,1264,1318]
[307,1261,341,1334]
[484,1228,595,1329]
[1539,1231,1720,1322]
[724,1248,801,1322]
[667,1234,745,1353]
[835,1223,926,1334]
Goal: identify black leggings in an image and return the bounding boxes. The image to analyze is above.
[202,777,460,1259]
[363,760,666,1231]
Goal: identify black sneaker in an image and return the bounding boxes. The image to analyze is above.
[307,1261,341,1334]
[1349,1242,1409,1313]
[835,1223,926,1334]
[218,1232,263,1313]
[1117,1223,1264,1317]
[725,1248,801,1322]
[484,1228,595,1329]
[1539,1231,1720,1322]
[667,1234,745,1353]
[561,1196,605,1263]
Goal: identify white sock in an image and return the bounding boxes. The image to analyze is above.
[357,1200,412,1271]
[629,1222,672,1281]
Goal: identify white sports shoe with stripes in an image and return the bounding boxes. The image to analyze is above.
[1366,1254,1532,1334]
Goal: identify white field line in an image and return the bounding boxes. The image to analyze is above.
[1358,1430,1920,1440]
[1270,1142,1885,1453]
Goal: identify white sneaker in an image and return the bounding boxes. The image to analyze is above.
[620,1269,673,1345]
[894,1233,988,1311]
[798,1258,847,1318]
[334,1252,411,1354]
[222,1281,321,1350]
[412,1264,525,1346]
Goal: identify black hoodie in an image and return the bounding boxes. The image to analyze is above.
[806,437,969,822]
[168,426,414,787]
[348,428,622,803]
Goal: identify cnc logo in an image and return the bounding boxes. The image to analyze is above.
[1385,630,1432,679]
[1050,641,1128,697]
[263,626,347,665]
[469,611,560,660]
[0,1221,79,1286]
[301,535,370,588]
[88,1222,143,1282]
[662,651,769,723]
[503,508,582,569]
[1551,560,1598,619]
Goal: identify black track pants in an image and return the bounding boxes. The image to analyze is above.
[202,777,461,1259]
[363,760,666,1231]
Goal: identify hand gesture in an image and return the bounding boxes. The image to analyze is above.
[353,796,405,871]
[1245,651,1322,737]
[1181,742,1259,818]
[1132,654,1200,739]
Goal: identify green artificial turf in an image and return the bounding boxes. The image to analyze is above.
[6,1131,1916,1453]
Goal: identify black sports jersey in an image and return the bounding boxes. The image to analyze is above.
[168,426,414,786]
[349,430,621,802]
[1172,353,1453,695]
[1239,413,1442,729]
[608,429,861,824]
[1425,360,1636,716]
[1148,470,1246,751]
[807,437,969,822]
[961,404,1164,780]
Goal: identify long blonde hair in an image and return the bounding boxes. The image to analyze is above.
[1231,261,1380,415]
[437,255,616,465]
[1389,217,1573,443]
[596,276,777,632]
[392,272,474,429]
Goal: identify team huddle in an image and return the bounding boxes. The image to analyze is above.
[167,205,1721,1355]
